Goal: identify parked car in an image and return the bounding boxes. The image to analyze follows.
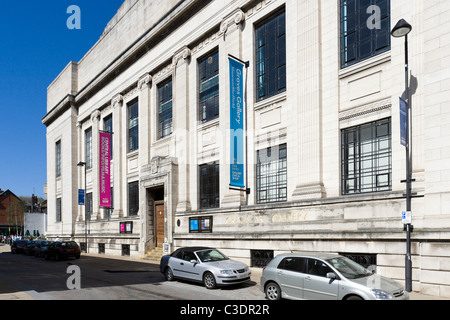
[160,247,251,289]
[23,241,38,256]
[33,240,54,258]
[44,241,81,260]
[11,240,28,254]
[261,253,409,300]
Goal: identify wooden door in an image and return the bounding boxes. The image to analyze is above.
[155,204,165,247]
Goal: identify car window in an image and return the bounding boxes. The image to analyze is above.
[278,257,306,273]
[196,249,229,262]
[183,252,196,261]
[175,251,184,259]
[307,259,333,278]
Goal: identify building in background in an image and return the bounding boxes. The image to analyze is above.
[0,189,25,237]
[43,0,450,297]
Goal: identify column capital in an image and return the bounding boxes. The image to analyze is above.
[90,109,101,123]
[138,73,152,90]
[220,9,245,34]
[111,94,123,109]
[172,46,191,67]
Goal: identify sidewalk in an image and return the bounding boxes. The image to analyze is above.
[0,244,448,300]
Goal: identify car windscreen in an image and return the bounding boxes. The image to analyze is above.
[326,256,372,279]
[196,249,229,263]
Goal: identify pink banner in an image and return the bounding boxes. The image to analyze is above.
[99,132,112,208]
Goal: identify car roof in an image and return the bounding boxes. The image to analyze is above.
[275,252,341,260]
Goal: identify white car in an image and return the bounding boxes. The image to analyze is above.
[160,247,251,289]
[261,253,409,300]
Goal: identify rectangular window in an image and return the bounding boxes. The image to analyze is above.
[255,9,286,101]
[85,128,92,170]
[128,100,139,152]
[55,141,61,177]
[105,187,113,220]
[56,198,62,222]
[158,78,173,139]
[189,217,213,233]
[199,50,219,123]
[340,0,390,68]
[257,144,287,204]
[199,162,220,209]
[341,118,392,194]
[104,115,113,159]
[128,182,139,216]
[86,193,93,221]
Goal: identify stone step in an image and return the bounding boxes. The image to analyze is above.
[141,246,164,262]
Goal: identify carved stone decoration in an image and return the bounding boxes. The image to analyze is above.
[90,109,101,123]
[220,9,245,34]
[111,94,123,109]
[138,73,152,90]
[172,46,191,67]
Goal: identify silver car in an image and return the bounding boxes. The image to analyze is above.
[160,247,251,289]
[261,253,409,300]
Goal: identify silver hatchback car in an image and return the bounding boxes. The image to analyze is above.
[261,253,409,300]
[160,247,251,289]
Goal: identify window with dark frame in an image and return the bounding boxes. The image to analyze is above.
[199,162,220,209]
[340,0,391,68]
[103,115,113,159]
[341,118,392,195]
[257,144,287,204]
[158,78,173,139]
[56,198,62,222]
[85,128,92,170]
[189,217,213,233]
[199,50,219,123]
[255,9,286,102]
[128,100,139,152]
[128,181,139,216]
[86,192,93,221]
[55,141,61,177]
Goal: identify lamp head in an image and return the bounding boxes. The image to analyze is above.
[391,19,412,38]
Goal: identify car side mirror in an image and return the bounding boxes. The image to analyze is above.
[327,272,337,279]
[190,260,198,265]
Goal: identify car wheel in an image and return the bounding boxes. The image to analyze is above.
[346,295,364,300]
[203,272,217,290]
[265,282,282,300]
[165,267,174,281]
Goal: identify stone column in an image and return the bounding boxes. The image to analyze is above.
[91,110,101,220]
[291,1,326,200]
[173,47,192,212]
[220,9,247,207]
[111,94,124,218]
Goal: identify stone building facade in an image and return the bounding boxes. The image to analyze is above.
[43,0,450,297]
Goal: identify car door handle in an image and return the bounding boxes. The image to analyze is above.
[278,271,284,275]
[180,263,184,266]
[305,276,311,281]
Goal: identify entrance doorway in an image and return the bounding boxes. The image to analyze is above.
[155,202,165,247]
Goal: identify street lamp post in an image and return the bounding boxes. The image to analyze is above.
[391,18,413,293]
[77,161,88,253]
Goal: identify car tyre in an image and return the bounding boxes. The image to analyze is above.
[165,267,174,281]
[265,282,282,300]
[346,295,364,300]
[203,272,217,290]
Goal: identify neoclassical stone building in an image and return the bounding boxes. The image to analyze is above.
[43,0,450,297]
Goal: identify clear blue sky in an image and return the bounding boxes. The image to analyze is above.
[0,1,125,198]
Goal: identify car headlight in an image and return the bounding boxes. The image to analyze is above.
[220,270,234,275]
[371,289,393,300]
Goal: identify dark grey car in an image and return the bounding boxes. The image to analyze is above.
[261,253,409,300]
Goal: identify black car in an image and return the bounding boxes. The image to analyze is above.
[45,241,81,260]
[33,240,54,258]
[23,241,38,256]
[11,240,28,254]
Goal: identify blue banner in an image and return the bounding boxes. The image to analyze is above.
[400,97,407,147]
[229,57,245,188]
